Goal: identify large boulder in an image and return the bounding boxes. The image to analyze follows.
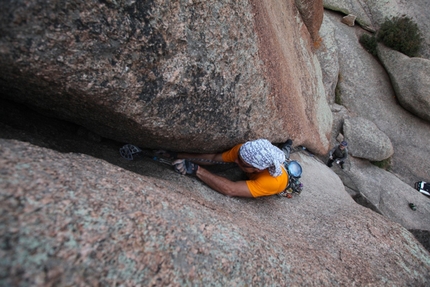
[1,138,429,286]
[377,44,430,123]
[343,117,394,161]
[0,0,331,154]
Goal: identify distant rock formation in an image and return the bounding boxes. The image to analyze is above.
[316,10,430,186]
[316,8,430,243]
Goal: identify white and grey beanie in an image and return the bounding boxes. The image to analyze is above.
[239,139,285,177]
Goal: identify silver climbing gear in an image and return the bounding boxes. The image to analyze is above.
[120,144,142,160]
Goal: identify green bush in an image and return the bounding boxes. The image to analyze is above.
[359,34,378,56]
[371,158,391,170]
[377,16,423,57]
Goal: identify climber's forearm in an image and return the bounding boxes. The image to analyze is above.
[195,167,253,198]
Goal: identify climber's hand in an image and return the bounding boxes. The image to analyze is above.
[172,159,198,175]
[155,149,177,160]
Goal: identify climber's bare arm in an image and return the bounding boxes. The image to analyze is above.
[195,166,253,197]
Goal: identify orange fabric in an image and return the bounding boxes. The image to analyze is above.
[222,144,289,197]
[221,143,243,162]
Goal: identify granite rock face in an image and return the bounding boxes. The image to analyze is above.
[1,138,429,286]
[0,0,331,154]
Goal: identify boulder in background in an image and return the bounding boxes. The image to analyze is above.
[344,117,394,161]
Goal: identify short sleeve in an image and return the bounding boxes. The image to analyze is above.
[221,144,243,163]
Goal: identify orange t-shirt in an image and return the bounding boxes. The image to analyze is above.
[222,144,289,198]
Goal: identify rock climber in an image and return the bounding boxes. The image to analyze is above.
[327,141,348,169]
[164,139,292,198]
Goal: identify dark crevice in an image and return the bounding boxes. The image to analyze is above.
[351,193,382,215]
[0,97,239,179]
[408,229,430,252]
[0,97,155,177]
